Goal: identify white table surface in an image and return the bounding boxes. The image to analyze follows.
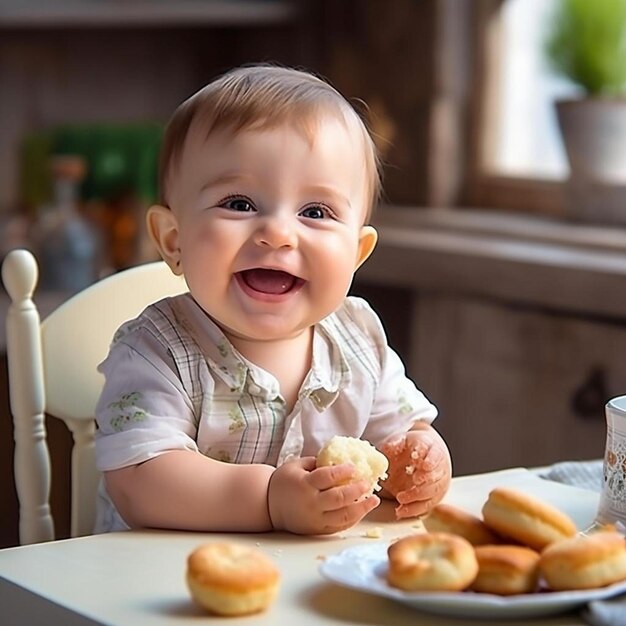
[0,468,603,626]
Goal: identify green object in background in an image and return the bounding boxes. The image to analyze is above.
[545,0,626,96]
[20,123,163,210]
[19,131,56,212]
[54,123,163,203]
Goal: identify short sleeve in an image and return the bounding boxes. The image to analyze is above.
[95,328,201,472]
[345,298,438,445]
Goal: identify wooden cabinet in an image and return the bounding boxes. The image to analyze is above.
[410,295,616,475]
[355,207,626,477]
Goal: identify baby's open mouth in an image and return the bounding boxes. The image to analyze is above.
[237,269,304,295]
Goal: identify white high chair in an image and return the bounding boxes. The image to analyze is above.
[2,249,187,545]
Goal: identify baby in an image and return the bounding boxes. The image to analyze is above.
[94,64,451,535]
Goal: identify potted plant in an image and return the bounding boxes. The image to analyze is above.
[545,0,626,224]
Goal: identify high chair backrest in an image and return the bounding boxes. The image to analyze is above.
[2,249,188,545]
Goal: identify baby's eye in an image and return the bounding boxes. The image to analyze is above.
[220,196,255,212]
[300,204,330,220]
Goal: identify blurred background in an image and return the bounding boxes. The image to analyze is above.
[2,0,626,546]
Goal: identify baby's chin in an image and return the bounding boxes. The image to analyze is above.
[212,316,313,345]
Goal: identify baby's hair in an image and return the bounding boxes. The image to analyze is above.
[158,64,381,221]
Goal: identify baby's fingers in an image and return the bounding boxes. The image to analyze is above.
[396,479,445,505]
[410,466,448,489]
[395,499,432,519]
[322,494,380,533]
[318,480,373,511]
[307,463,354,490]
[416,443,449,473]
[395,485,422,505]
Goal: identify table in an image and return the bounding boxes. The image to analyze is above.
[0,468,604,626]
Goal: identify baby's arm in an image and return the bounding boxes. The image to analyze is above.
[105,451,274,531]
[381,422,452,519]
[105,451,378,534]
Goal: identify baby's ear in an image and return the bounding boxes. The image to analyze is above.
[146,205,182,275]
[355,225,378,270]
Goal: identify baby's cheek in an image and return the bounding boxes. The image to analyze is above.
[381,439,419,497]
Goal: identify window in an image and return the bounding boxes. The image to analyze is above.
[493,0,580,180]
[467,0,577,215]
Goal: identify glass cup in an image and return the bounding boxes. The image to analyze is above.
[596,396,626,527]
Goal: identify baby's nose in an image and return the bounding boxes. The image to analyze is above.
[253,216,297,249]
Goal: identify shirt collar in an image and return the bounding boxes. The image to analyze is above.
[174,295,248,392]
[304,314,352,411]
[175,294,352,406]
[309,322,350,389]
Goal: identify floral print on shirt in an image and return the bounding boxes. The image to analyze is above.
[397,389,414,415]
[108,392,148,432]
[228,405,245,433]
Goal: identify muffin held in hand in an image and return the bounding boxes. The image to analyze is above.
[186,542,280,616]
[316,436,389,494]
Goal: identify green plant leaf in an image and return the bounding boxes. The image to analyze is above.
[545,0,626,95]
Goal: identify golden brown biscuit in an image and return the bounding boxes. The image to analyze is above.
[186,542,280,616]
[387,532,479,591]
[539,532,626,591]
[481,487,577,550]
[423,503,501,546]
[316,436,388,494]
[471,545,540,595]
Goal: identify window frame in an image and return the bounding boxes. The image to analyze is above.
[464,0,567,218]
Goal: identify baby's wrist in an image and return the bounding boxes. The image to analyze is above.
[266,469,284,531]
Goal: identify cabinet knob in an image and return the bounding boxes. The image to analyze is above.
[570,367,607,420]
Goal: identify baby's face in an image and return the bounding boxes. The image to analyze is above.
[163,115,377,344]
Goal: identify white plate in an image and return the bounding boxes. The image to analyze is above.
[319,543,626,619]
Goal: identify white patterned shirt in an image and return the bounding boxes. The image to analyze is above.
[94,293,437,531]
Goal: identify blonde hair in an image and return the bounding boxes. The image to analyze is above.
[159,64,381,221]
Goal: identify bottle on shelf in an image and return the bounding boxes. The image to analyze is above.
[33,154,103,293]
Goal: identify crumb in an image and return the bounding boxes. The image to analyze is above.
[405,465,415,475]
[363,526,383,539]
[410,449,419,460]
[255,542,261,546]
[316,554,327,561]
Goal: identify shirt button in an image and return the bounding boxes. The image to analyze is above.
[247,382,261,395]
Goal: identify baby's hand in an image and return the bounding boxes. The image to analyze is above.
[267,457,380,535]
[381,425,451,520]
